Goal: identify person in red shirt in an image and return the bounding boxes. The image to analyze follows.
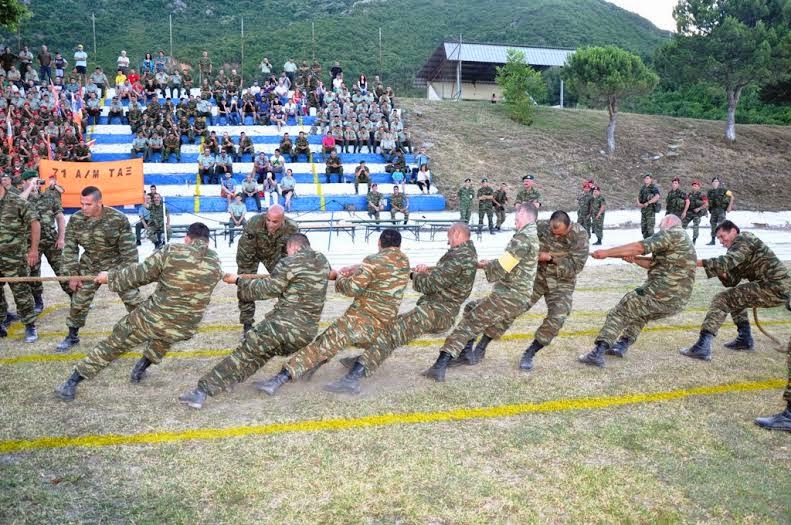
[321,133,336,160]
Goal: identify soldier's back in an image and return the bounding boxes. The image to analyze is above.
[728,232,791,285]
[271,248,331,323]
[345,247,410,323]
[416,240,477,310]
[494,223,539,298]
[640,226,696,303]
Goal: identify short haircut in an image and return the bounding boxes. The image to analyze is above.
[380,228,402,248]
[186,222,210,240]
[81,186,102,200]
[715,220,740,235]
[549,210,571,227]
[515,202,538,221]
[287,233,310,249]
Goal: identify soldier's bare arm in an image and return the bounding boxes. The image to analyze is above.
[591,241,645,260]
[27,220,41,267]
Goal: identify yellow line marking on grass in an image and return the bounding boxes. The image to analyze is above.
[0,378,783,454]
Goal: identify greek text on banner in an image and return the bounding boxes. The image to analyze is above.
[39,159,144,208]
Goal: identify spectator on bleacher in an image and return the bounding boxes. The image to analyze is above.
[262,171,278,208]
[73,138,92,162]
[390,185,409,225]
[391,167,405,186]
[182,68,193,93]
[341,125,358,154]
[260,57,272,78]
[106,96,124,124]
[135,193,151,246]
[269,149,286,177]
[7,65,22,88]
[367,183,384,225]
[228,98,241,126]
[330,123,344,151]
[386,149,407,175]
[221,132,237,161]
[53,52,67,81]
[178,115,194,144]
[143,78,158,104]
[238,132,254,161]
[293,131,310,161]
[215,150,233,179]
[142,52,155,75]
[127,68,140,85]
[90,67,108,99]
[280,169,296,212]
[73,44,87,85]
[252,152,270,183]
[397,125,412,154]
[416,164,431,194]
[220,171,237,209]
[17,45,33,72]
[145,133,163,161]
[154,50,168,73]
[162,131,181,162]
[198,148,216,184]
[321,132,336,158]
[196,95,213,125]
[279,133,294,161]
[147,192,169,249]
[325,150,343,184]
[130,131,148,159]
[169,69,182,100]
[23,64,39,85]
[242,96,257,122]
[357,73,368,94]
[85,92,102,125]
[241,172,261,212]
[116,50,130,74]
[198,51,212,83]
[380,130,397,163]
[114,68,127,87]
[270,101,286,131]
[155,69,169,97]
[216,97,229,124]
[283,59,297,86]
[0,47,16,73]
[227,194,247,244]
[354,161,370,195]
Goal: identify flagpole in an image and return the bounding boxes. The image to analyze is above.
[240,17,244,88]
[91,13,97,63]
[169,14,174,58]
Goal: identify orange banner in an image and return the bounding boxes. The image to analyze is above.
[39,159,144,208]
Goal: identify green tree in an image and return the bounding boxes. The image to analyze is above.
[495,49,547,125]
[0,0,30,32]
[657,0,791,142]
[562,45,658,154]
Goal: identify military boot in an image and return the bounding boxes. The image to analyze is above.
[723,321,754,351]
[3,312,19,329]
[447,338,476,368]
[578,341,608,367]
[55,370,84,401]
[324,362,366,395]
[56,327,80,351]
[255,368,291,396]
[593,238,602,246]
[605,337,633,358]
[469,335,492,364]
[0,324,6,338]
[421,352,452,382]
[692,235,698,244]
[679,331,714,361]
[33,294,44,314]
[130,357,153,383]
[754,406,791,432]
[24,323,38,343]
[179,387,208,409]
[339,355,361,369]
[519,340,544,371]
[707,236,716,245]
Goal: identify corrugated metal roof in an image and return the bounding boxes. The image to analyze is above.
[443,42,574,67]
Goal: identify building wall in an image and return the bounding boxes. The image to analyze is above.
[427,81,503,101]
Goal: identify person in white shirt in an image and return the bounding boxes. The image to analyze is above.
[117,50,130,74]
[73,44,88,85]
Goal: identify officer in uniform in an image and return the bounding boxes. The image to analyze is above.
[457,178,475,223]
[681,180,706,244]
[367,183,384,226]
[162,131,181,162]
[293,131,311,162]
[590,186,606,245]
[515,174,542,207]
[577,179,594,237]
[665,177,686,218]
[477,178,495,234]
[638,173,661,239]
[493,183,508,231]
[706,177,733,245]
[390,185,409,224]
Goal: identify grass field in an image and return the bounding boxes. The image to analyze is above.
[1,264,790,523]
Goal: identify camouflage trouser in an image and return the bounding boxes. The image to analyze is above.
[478,207,493,232]
[440,292,528,358]
[198,318,316,396]
[283,312,385,379]
[0,257,37,325]
[701,282,790,335]
[460,205,471,223]
[162,146,181,161]
[75,314,173,379]
[390,210,409,224]
[784,337,791,403]
[682,215,701,242]
[710,210,726,238]
[30,237,71,297]
[640,208,655,239]
[495,208,506,229]
[237,264,260,325]
[482,273,575,346]
[595,289,684,347]
[577,214,591,237]
[592,216,604,240]
[66,274,142,329]
[357,303,456,376]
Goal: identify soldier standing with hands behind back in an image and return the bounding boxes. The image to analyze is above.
[638,173,661,239]
[477,178,495,235]
[681,180,707,244]
[665,177,686,218]
[706,177,733,245]
[493,183,508,231]
[457,178,475,224]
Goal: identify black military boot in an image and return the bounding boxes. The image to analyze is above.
[24,323,38,343]
[593,237,602,246]
[469,335,492,364]
[4,312,20,328]
[55,327,80,352]
[578,341,608,367]
[421,352,452,382]
[339,355,361,369]
[605,337,633,358]
[0,324,6,338]
[755,404,791,432]
[179,387,208,409]
[679,331,714,361]
[707,236,716,245]
[255,368,291,396]
[324,362,366,395]
[692,235,698,244]
[33,294,44,314]
[55,370,84,401]
[447,338,476,368]
[723,321,754,351]
[519,340,544,371]
[130,357,153,383]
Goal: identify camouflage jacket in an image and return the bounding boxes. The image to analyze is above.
[391,193,408,211]
[536,220,589,282]
[686,191,707,218]
[108,239,223,338]
[148,203,169,232]
[477,186,494,210]
[29,189,62,242]
[493,189,508,210]
[639,184,660,209]
[367,191,383,211]
[238,246,330,326]
[515,187,542,206]
[0,190,38,258]
[336,246,410,325]
[486,222,539,299]
[703,232,791,292]
[413,240,477,314]
[707,187,732,213]
[590,196,606,217]
[577,191,592,217]
[665,189,687,217]
[638,225,696,304]
[236,213,299,273]
[63,206,138,274]
[457,186,475,206]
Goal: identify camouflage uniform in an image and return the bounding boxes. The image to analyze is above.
[682,190,707,243]
[28,190,70,297]
[147,202,169,248]
[515,187,541,207]
[390,192,409,224]
[639,183,660,239]
[75,240,223,379]
[358,240,478,375]
[700,232,791,335]
[63,207,143,329]
[235,213,299,326]
[283,246,410,379]
[482,221,588,346]
[707,186,732,239]
[665,188,687,218]
[367,190,383,222]
[590,195,606,241]
[458,186,475,223]
[493,188,508,229]
[577,189,593,236]
[198,247,330,395]
[440,223,539,358]
[477,186,494,233]
[0,190,38,325]
[595,226,696,346]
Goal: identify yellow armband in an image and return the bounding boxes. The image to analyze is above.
[725,190,733,197]
[498,252,520,272]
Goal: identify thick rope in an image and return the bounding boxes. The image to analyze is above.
[0,274,268,283]
[752,307,787,354]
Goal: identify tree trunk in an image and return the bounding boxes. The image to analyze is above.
[725,87,742,142]
[606,96,617,154]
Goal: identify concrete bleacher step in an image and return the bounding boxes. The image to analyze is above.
[143,172,411,186]
[157,183,437,198]
[92,151,415,165]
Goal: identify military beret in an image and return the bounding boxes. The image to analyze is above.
[522,174,535,181]
[464,178,471,182]
[481,178,488,182]
[22,169,38,181]
[672,177,680,183]
[711,176,720,182]
[692,180,701,186]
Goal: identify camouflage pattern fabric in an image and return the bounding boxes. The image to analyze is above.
[0,190,38,325]
[439,223,539,358]
[75,239,223,379]
[639,184,660,239]
[515,187,541,206]
[63,206,143,329]
[458,186,475,223]
[590,196,606,240]
[682,190,707,242]
[577,190,593,236]
[27,190,70,296]
[707,187,732,238]
[235,213,299,325]
[700,232,791,335]
[358,240,478,374]
[390,193,409,223]
[665,189,687,218]
[493,189,508,228]
[198,247,330,395]
[477,186,494,232]
[283,246,410,379]
[785,337,791,403]
[595,226,696,346]
[483,221,589,346]
[367,191,383,222]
